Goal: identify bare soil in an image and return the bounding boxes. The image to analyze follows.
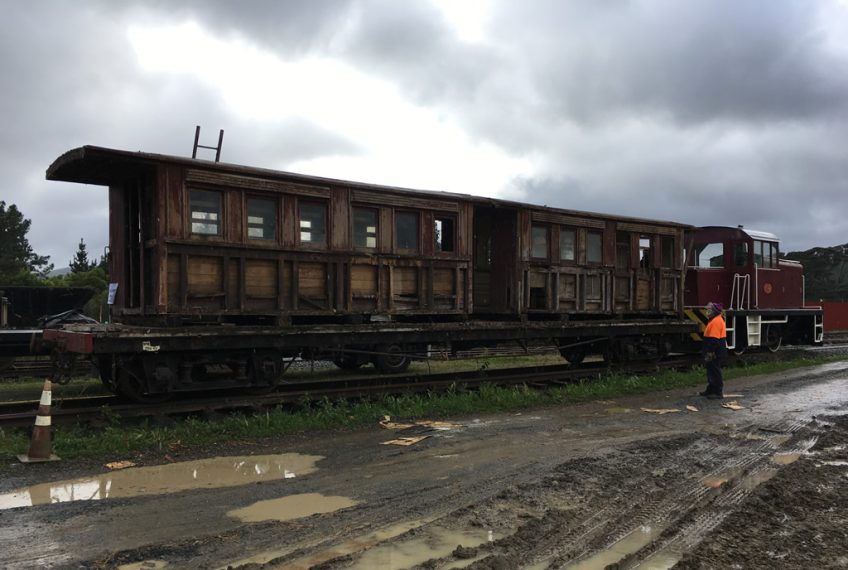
[2,361,848,569]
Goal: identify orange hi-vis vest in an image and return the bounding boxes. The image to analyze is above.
[704,315,727,339]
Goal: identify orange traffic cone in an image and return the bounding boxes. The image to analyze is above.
[18,379,60,463]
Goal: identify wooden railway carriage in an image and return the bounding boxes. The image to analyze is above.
[44,146,695,399]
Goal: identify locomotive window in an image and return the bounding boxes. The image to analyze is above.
[247,198,276,240]
[754,240,777,268]
[661,236,674,268]
[531,225,548,259]
[560,228,576,262]
[694,242,724,268]
[353,207,378,249]
[299,201,327,246]
[190,189,222,236]
[434,216,455,253]
[395,211,419,251]
[587,232,603,264]
[733,242,749,267]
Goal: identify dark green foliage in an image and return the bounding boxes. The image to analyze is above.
[785,244,848,301]
[69,238,97,273]
[0,201,53,283]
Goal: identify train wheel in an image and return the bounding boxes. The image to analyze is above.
[559,346,586,365]
[764,325,783,353]
[333,354,364,370]
[116,365,170,404]
[373,344,411,374]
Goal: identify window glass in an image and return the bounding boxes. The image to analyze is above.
[247,198,276,240]
[694,242,724,268]
[531,225,548,259]
[733,242,749,267]
[190,189,221,235]
[299,202,327,245]
[396,211,419,251]
[756,241,778,268]
[560,228,576,262]
[587,232,603,264]
[353,208,378,249]
[661,236,674,268]
[434,216,456,253]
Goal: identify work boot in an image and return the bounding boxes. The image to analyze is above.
[699,390,711,397]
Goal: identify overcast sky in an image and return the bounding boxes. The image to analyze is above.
[3,0,848,268]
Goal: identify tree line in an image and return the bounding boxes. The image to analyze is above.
[1,200,109,320]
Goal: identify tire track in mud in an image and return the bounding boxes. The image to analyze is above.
[296,420,823,570]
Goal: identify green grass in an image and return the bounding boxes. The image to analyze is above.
[1,355,843,461]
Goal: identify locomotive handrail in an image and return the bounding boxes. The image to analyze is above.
[730,273,751,311]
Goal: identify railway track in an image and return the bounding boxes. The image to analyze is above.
[0,358,695,428]
[0,344,836,429]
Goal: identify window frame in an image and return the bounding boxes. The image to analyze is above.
[298,199,328,249]
[189,188,223,238]
[352,206,379,251]
[245,195,278,242]
[394,210,420,253]
[559,226,577,264]
[531,224,549,261]
[587,231,604,265]
[434,213,457,255]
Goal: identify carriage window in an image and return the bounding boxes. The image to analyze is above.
[190,189,221,236]
[615,232,630,270]
[587,231,603,264]
[299,201,327,246]
[434,216,455,253]
[531,225,548,259]
[560,228,576,262]
[639,235,652,269]
[395,211,419,251]
[694,242,724,268]
[353,207,378,249]
[733,242,749,267]
[247,197,276,240]
[661,236,675,268]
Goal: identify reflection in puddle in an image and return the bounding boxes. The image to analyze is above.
[228,493,358,523]
[349,527,498,570]
[556,525,665,570]
[0,453,323,509]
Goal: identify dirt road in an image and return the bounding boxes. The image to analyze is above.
[2,361,847,569]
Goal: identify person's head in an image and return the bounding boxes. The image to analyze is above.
[706,302,723,316]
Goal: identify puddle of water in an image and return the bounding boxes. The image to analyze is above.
[117,561,169,570]
[605,407,633,415]
[228,493,358,523]
[349,527,498,570]
[564,525,665,570]
[772,452,802,465]
[0,453,322,509]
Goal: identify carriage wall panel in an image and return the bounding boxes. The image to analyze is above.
[298,262,328,309]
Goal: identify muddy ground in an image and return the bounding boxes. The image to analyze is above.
[2,361,848,569]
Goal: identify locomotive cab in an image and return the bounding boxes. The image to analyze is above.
[685,226,823,352]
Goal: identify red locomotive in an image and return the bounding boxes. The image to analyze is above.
[685,226,823,352]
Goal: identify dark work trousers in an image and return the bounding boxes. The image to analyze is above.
[703,337,726,395]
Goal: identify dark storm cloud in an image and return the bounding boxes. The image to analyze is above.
[3,0,848,265]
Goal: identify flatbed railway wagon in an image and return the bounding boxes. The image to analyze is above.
[42,145,695,400]
[685,226,824,352]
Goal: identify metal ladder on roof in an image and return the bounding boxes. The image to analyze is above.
[192,125,225,162]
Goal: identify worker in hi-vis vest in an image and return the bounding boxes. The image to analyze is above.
[699,302,727,399]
